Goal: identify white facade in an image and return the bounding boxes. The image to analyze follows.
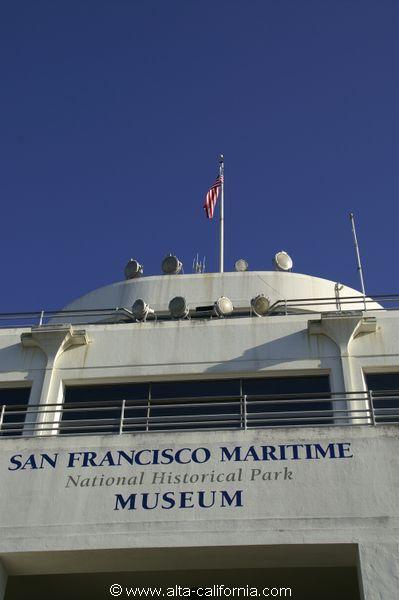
[0,271,398,599]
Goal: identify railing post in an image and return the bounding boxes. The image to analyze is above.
[0,405,5,433]
[38,310,45,326]
[146,384,151,432]
[119,399,126,435]
[369,390,376,426]
[243,395,247,430]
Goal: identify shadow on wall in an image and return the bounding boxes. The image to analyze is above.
[0,341,46,378]
[204,327,338,375]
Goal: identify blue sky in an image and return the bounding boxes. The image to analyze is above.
[0,1,397,311]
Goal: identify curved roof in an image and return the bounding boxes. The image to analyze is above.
[62,271,381,318]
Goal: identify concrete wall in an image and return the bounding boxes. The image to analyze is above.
[357,543,399,600]
[1,309,398,408]
[0,426,398,596]
[0,427,397,554]
[0,279,397,597]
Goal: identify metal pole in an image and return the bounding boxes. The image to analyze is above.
[0,405,5,433]
[146,383,151,432]
[349,212,367,310]
[119,399,126,435]
[369,390,376,426]
[219,154,224,273]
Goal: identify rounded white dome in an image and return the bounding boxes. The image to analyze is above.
[60,271,381,323]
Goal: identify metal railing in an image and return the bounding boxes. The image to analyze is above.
[0,294,398,329]
[0,390,398,438]
[266,294,399,315]
[0,308,133,329]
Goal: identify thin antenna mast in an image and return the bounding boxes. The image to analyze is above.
[349,212,367,311]
[193,254,206,274]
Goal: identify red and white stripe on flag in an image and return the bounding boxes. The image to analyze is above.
[203,175,223,219]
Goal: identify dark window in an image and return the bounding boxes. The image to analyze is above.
[243,375,332,427]
[150,379,241,431]
[62,383,149,435]
[0,387,31,437]
[365,373,399,424]
[62,375,331,435]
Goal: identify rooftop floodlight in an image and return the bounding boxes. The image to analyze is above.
[251,294,270,317]
[214,296,234,317]
[124,259,143,280]
[131,298,154,321]
[162,254,183,275]
[169,296,189,319]
[234,259,249,272]
[274,251,293,272]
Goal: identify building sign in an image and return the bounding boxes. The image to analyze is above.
[5,441,353,514]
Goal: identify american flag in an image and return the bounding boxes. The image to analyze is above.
[203,174,223,219]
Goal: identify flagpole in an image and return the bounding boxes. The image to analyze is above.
[219,154,224,273]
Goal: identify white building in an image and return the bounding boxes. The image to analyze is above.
[0,261,398,599]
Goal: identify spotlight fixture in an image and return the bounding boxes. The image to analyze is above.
[162,254,183,275]
[251,294,270,316]
[169,296,189,319]
[234,259,249,272]
[131,299,154,321]
[124,259,143,280]
[274,251,293,272]
[214,296,234,317]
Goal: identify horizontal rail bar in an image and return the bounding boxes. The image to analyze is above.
[0,389,398,438]
[0,292,398,330]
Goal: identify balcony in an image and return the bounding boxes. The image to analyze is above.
[0,390,398,438]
